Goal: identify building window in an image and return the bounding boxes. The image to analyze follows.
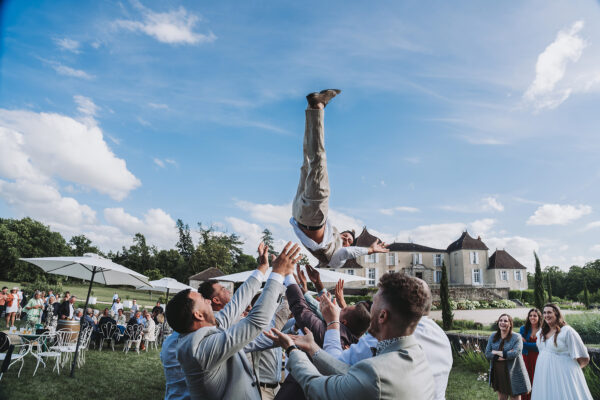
[434,254,443,267]
[346,269,354,276]
[472,269,481,284]
[368,268,376,286]
[514,270,522,281]
[435,270,442,283]
[470,251,479,264]
[412,253,422,265]
[500,270,508,281]
[366,254,377,263]
[387,253,396,266]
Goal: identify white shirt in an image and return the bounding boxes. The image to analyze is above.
[323,316,452,400]
[68,303,74,319]
[289,218,368,268]
[160,332,190,400]
[111,302,124,315]
[113,293,119,301]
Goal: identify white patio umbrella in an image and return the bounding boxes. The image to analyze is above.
[20,253,150,378]
[136,277,195,303]
[217,266,368,283]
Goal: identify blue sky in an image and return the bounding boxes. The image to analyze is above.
[1,0,599,271]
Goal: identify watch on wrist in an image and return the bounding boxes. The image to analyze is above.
[285,344,299,357]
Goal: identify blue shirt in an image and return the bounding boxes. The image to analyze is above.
[160,332,190,400]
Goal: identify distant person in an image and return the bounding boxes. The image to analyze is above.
[289,89,388,268]
[152,301,164,322]
[43,295,59,328]
[111,298,123,315]
[5,288,19,327]
[112,292,119,304]
[59,295,77,320]
[485,314,531,400]
[116,308,127,326]
[198,280,231,312]
[531,304,593,400]
[0,287,8,319]
[24,291,44,324]
[73,309,84,321]
[520,308,541,400]
[130,299,139,314]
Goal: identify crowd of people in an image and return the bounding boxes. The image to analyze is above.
[485,305,593,400]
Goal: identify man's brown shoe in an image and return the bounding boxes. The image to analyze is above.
[306,89,341,109]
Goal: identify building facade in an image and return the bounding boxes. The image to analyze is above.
[332,228,528,291]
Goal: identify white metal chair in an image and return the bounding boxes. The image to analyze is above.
[31,331,61,376]
[99,322,118,351]
[76,327,93,368]
[123,324,143,354]
[50,329,78,368]
[0,342,29,378]
[144,324,162,351]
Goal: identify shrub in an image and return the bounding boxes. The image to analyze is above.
[584,360,600,399]
[344,295,372,304]
[510,289,536,304]
[454,339,488,373]
[566,314,600,344]
[451,320,479,330]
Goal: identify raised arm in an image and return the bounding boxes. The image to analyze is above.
[285,283,326,345]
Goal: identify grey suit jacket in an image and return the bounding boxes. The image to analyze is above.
[177,273,285,400]
[288,335,435,400]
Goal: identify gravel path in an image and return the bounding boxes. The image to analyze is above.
[429,307,589,325]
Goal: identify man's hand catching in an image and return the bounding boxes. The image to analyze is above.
[368,239,389,254]
[305,264,324,292]
[294,265,309,293]
[319,291,341,325]
[264,328,294,349]
[291,328,321,356]
[257,242,270,274]
[272,242,302,276]
[334,279,347,309]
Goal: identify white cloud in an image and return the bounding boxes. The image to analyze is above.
[0,106,140,201]
[403,156,421,164]
[104,207,177,249]
[164,159,177,166]
[54,38,80,53]
[485,236,539,270]
[523,20,586,110]
[527,204,592,225]
[469,218,496,237]
[74,95,99,117]
[225,217,264,254]
[481,197,504,212]
[235,200,290,228]
[394,222,466,249]
[116,4,216,45]
[52,63,94,79]
[379,206,420,215]
[153,158,165,168]
[148,103,169,109]
[583,221,600,231]
[591,244,600,253]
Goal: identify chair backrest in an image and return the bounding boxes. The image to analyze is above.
[55,328,77,346]
[1,345,14,374]
[31,331,55,354]
[101,322,117,339]
[0,332,9,352]
[153,324,162,338]
[126,324,143,340]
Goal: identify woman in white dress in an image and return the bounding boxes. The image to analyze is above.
[531,303,593,400]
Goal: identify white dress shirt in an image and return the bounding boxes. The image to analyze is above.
[323,316,452,400]
[290,218,368,268]
[111,302,123,315]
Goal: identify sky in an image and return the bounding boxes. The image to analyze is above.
[1,0,599,272]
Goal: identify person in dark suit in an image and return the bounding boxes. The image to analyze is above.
[58,295,77,319]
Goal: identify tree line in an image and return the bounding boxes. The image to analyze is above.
[0,217,277,285]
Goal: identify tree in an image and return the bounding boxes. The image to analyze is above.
[546,273,553,303]
[176,219,194,262]
[68,234,101,256]
[261,228,279,258]
[534,252,545,310]
[583,279,590,308]
[190,224,244,274]
[297,254,310,266]
[440,261,453,330]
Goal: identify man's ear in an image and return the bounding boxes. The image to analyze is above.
[192,308,205,323]
[378,309,389,324]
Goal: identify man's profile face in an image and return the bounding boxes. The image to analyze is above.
[211,283,231,307]
[341,232,353,247]
[368,290,384,337]
[189,290,216,325]
[69,297,77,304]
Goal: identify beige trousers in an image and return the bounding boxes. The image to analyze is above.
[292,109,329,228]
[259,385,279,400]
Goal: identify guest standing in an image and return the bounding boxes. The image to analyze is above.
[531,304,593,400]
[519,309,541,400]
[485,314,531,400]
[5,288,19,327]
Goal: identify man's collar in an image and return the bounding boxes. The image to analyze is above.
[376,335,418,356]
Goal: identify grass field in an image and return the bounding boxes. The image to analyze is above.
[0,280,165,309]
[446,365,496,400]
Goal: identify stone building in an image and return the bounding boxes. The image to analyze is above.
[331,228,527,291]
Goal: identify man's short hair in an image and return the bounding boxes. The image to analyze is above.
[2,287,7,290]
[166,289,195,334]
[378,272,431,325]
[198,280,218,301]
[344,302,371,337]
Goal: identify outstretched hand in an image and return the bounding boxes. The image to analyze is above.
[368,239,389,254]
[264,328,294,349]
[305,265,324,292]
[257,242,270,274]
[334,279,347,309]
[291,328,321,356]
[294,265,308,293]
[319,291,341,325]
[272,242,302,276]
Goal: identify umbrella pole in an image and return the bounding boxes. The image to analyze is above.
[70,266,97,378]
[166,288,170,304]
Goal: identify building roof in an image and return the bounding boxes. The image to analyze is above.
[354,227,380,247]
[488,250,526,270]
[338,257,364,269]
[446,231,489,252]
[387,242,446,253]
[189,267,225,281]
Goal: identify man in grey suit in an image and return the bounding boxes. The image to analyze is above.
[166,242,301,400]
[266,273,435,400]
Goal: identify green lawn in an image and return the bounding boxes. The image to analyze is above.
[0,280,165,309]
[446,365,496,400]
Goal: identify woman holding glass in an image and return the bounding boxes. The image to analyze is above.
[485,313,531,399]
[531,303,592,400]
[519,308,541,400]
